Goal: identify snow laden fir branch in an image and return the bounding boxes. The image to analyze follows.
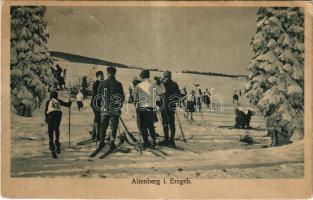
[245,7,304,146]
[10,6,56,117]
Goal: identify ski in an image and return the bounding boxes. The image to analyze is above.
[156,135,194,142]
[147,149,163,157]
[89,145,105,157]
[218,125,265,131]
[76,138,95,145]
[148,148,169,156]
[99,142,124,159]
[171,145,185,152]
[51,150,57,159]
[150,147,169,156]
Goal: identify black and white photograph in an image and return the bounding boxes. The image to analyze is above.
[2,1,313,198]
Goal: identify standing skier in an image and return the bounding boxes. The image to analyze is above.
[183,90,196,121]
[203,89,211,109]
[90,71,104,140]
[133,70,165,149]
[197,88,203,112]
[97,67,125,151]
[158,71,181,147]
[233,90,240,106]
[45,90,72,159]
[76,89,84,111]
[81,76,88,98]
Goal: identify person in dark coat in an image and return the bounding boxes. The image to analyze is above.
[55,64,63,89]
[97,67,125,150]
[45,90,72,158]
[158,71,181,147]
[197,88,203,112]
[90,71,104,140]
[203,89,211,108]
[81,76,88,98]
[233,90,240,106]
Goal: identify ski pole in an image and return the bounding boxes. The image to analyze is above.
[95,123,98,147]
[119,116,137,142]
[175,110,186,143]
[135,109,143,156]
[68,84,71,148]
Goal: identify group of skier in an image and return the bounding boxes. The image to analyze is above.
[89,67,182,153]
[50,64,67,90]
[44,66,217,159]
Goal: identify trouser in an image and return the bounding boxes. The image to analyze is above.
[92,107,101,140]
[161,109,176,142]
[99,114,119,145]
[137,108,156,145]
[77,101,83,111]
[47,111,62,150]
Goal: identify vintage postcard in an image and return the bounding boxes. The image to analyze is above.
[1,0,313,199]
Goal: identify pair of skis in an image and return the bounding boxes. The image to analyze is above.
[89,136,128,159]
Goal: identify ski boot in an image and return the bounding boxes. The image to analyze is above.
[55,141,61,154]
[49,142,57,159]
[109,141,116,151]
[169,139,176,147]
[150,140,156,149]
[158,139,170,146]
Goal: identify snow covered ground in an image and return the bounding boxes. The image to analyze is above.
[10,61,304,178]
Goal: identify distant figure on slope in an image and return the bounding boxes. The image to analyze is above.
[197,88,203,112]
[234,107,253,129]
[203,89,211,108]
[183,90,196,121]
[55,64,63,89]
[76,89,84,111]
[180,87,187,107]
[232,90,240,106]
[81,76,88,98]
[59,69,67,89]
[45,90,72,159]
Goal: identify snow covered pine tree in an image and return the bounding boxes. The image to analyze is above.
[245,8,304,146]
[11,6,56,116]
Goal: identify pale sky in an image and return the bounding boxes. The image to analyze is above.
[45,7,258,75]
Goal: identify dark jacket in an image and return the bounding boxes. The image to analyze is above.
[159,79,181,111]
[97,76,125,115]
[90,80,101,108]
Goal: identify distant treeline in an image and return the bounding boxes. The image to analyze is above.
[50,51,162,72]
[182,70,248,79]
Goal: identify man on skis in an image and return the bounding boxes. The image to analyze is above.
[133,70,165,149]
[158,71,181,147]
[97,66,125,151]
[90,71,104,141]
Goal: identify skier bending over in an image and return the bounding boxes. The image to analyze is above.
[45,90,72,159]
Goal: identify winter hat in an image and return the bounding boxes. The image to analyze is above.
[107,66,117,75]
[96,71,104,77]
[140,70,150,79]
[163,71,172,78]
[50,90,58,99]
